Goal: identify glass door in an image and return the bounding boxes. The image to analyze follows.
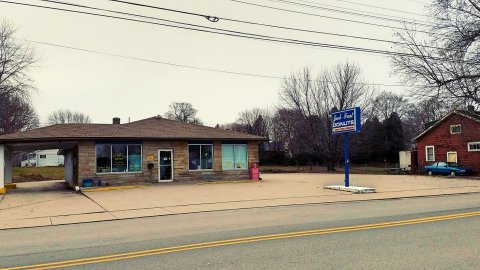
[158,150,173,182]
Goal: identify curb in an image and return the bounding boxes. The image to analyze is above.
[2,190,480,231]
[81,186,144,192]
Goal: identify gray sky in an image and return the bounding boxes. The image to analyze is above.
[0,0,430,126]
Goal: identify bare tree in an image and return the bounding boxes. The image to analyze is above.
[47,109,92,125]
[371,91,409,121]
[164,102,202,124]
[392,0,480,106]
[232,108,272,138]
[0,20,38,134]
[280,63,375,170]
[271,108,308,156]
[0,20,36,100]
[0,95,39,134]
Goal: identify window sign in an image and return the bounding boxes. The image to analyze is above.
[146,153,154,161]
[96,144,142,173]
[112,145,127,172]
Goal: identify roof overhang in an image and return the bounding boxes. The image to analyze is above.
[413,110,480,141]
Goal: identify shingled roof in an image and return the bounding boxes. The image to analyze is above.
[0,116,267,143]
[414,109,480,141]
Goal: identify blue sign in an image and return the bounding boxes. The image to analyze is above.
[331,107,361,135]
[331,107,362,188]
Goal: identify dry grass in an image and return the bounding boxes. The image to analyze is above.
[13,166,64,182]
[260,165,401,175]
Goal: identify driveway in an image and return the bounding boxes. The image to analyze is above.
[1,173,480,230]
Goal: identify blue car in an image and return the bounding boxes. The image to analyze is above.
[424,162,472,177]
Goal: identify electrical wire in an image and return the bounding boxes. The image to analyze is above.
[228,0,437,35]
[26,39,404,87]
[1,0,467,63]
[107,0,445,50]
[325,0,428,17]
[268,0,434,27]
[41,0,436,50]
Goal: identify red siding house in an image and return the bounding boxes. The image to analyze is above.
[414,107,480,174]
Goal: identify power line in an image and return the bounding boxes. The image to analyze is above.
[404,0,427,5]
[228,0,437,35]
[268,0,434,27]
[26,39,404,87]
[107,0,445,51]
[1,1,463,63]
[294,0,429,22]
[303,0,429,18]
[0,0,416,57]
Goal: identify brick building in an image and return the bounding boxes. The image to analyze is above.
[414,107,480,173]
[0,116,266,190]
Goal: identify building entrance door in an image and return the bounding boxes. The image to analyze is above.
[158,150,173,182]
[447,152,457,163]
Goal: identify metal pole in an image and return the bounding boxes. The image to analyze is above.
[344,133,349,187]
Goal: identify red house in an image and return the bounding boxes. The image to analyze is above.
[414,107,480,174]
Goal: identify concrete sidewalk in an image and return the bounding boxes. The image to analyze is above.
[1,173,480,230]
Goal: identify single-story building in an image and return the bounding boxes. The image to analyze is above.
[21,149,65,167]
[414,106,480,173]
[0,116,266,190]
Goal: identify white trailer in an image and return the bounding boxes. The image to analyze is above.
[21,149,64,167]
[399,151,412,171]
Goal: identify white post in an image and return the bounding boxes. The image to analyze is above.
[4,148,12,184]
[0,145,5,189]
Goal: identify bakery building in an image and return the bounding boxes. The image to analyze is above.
[0,116,266,190]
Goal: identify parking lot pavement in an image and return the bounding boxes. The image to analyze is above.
[0,181,105,229]
[1,173,480,230]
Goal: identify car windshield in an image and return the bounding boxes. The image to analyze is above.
[447,162,460,167]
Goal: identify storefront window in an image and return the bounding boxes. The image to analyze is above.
[222,145,235,170]
[189,144,213,170]
[96,144,142,173]
[201,145,213,169]
[96,144,111,173]
[222,144,247,170]
[128,145,142,172]
[112,145,127,172]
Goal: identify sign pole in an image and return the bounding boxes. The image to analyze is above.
[344,133,349,187]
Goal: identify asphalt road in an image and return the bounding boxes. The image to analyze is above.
[1,193,480,269]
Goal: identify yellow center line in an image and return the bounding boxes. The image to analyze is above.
[5,210,480,270]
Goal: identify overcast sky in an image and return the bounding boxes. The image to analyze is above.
[0,0,431,126]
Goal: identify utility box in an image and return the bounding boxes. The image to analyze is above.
[399,151,412,171]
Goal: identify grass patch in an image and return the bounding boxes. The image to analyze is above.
[260,165,401,175]
[13,166,64,182]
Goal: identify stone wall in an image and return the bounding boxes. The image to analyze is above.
[77,140,261,186]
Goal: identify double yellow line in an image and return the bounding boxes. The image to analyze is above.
[5,210,480,270]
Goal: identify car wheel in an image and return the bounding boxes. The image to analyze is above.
[428,170,433,176]
[450,171,456,177]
